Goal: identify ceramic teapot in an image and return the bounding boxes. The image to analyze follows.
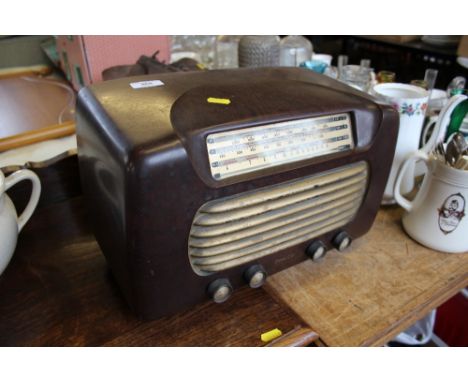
[0,169,41,275]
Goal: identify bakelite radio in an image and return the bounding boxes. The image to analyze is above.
[76,68,399,319]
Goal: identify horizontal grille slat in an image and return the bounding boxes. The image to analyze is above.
[190,181,365,238]
[201,163,366,213]
[189,161,368,275]
[190,197,362,253]
[191,207,357,259]
[194,216,354,273]
[194,169,367,226]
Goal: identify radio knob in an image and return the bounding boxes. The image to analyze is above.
[244,265,267,288]
[207,278,233,303]
[332,231,352,252]
[306,240,327,261]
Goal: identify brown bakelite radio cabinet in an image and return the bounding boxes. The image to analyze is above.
[77,68,399,319]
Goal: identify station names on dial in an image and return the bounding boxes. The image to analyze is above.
[207,113,354,180]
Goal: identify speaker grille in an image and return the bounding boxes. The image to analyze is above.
[189,161,368,274]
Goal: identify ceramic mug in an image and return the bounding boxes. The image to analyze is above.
[0,169,41,275]
[373,83,429,203]
[311,53,333,66]
[394,150,468,253]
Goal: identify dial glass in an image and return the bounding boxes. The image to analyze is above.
[207,113,354,180]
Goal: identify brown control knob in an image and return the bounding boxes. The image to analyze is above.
[243,265,267,288]
[306,240,327,261]
[332,231,352,252]
[207,278,233,303]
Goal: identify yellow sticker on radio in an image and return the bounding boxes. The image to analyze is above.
[260,328,283,343]
[207,97,231,105]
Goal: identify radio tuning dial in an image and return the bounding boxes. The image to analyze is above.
[332,231,352,252]
[244,265,267,288]
[207,278,233,303]
[306,240,327,261]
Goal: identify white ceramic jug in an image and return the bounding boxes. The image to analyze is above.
[373,83,429,203]
[0,169,41,275]
[373,85,467,204]
[394,150,468,253]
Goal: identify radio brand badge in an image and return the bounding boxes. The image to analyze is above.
[438,193,465,235]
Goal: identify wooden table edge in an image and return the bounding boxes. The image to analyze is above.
[264,270,468,347]
[266,325,319,347]
[362,273,468,346]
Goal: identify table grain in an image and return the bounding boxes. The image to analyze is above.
[0,197,314,346]
[266,206,468,346]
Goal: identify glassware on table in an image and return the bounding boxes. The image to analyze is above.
[410,79,429,89]
[447,76,466,96]
[215,35,241,69]
[299,60,328,74]
[324,66,338,79]
[424,69,438,91]
[377,70,396,83]
[424,69,439,113]
[340,65,373,91]
[279,35,313,67]
[337,55,348,79]
[360,59,371,68]
[312,53,332,66]
[171,35,216,67]
[239,35,281,67]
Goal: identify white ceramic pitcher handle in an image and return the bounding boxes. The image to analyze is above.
[394,151,430,212]
[4,169,41,232]
[421,94,468,153]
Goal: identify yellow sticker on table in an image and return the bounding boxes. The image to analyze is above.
[261,328,282,343]
[207,97,231,105]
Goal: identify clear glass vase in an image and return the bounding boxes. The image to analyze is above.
[280,35,313,67]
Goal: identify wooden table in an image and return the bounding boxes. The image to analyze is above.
[0,74,76,153]
[0,196,317,346]
[2,66,465,347]
[1,159,467,346]
[266,206,468,346]
[0,75,73,140]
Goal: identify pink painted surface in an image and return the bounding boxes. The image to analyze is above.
[56,35,170,90]
[82,35,170,83]
[56,36,92,90]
